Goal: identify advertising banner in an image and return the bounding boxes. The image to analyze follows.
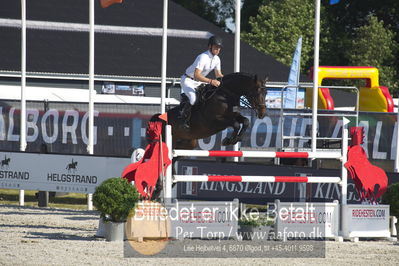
[126,200,239,240]
[0,101,158,156]
[275,200,340,239]
[342,204,390,238]
[0,101,398,163]
[169,200,239,239]
[0,151,130,193]
[175,159,399,205]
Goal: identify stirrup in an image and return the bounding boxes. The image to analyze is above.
[178,109,190,120]
[181,115,190,129]
[182,122,190,130]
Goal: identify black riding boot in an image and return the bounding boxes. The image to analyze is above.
[178,94,192,129]
[179,102,192,129]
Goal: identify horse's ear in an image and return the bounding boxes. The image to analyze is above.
[254,74,258,82]
[263,75,269,86]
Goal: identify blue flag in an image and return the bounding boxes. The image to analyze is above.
[329,0,341,4]
[284,37,302,109]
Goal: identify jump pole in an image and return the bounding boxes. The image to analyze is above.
[341,117,349,206]
[19,0,27,206]
[164,125,173,201]
[174,175,341,183]
[173,150,341,159]
[340,117,349,238]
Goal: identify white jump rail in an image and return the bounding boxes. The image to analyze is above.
[173,150,342,159]
[173,175,341,183]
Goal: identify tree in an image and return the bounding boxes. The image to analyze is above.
[325,1,399,94]
[346,15,398,93]
[173,0,266,33]
[172,0,234,31]
[241,0,267,33]
[242,0,329,74]
[325,0,399,37]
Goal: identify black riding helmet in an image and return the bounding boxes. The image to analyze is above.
[208,35,223,47]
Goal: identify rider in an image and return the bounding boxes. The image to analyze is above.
[178,35,224,129]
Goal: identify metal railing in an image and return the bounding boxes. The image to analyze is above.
[275,85,359,151]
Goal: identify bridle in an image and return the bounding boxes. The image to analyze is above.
[205,76,266,110]
[241,85,266,110]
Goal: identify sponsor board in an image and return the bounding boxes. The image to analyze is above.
[128,200,239,239]
[169,200,239,239]
[0,103,157,157]
[124,200,327,258]
[175,160,399,204]
[0,151,130,193]
[274,200,340,239]
[342,204,390,238]
[175,160,363,204]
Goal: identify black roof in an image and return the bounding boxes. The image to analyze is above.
[0,0,302,82]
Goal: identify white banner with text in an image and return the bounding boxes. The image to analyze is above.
[0,151,130,193]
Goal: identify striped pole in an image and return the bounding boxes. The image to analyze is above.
[173,175,341,184]
[173,150,341,159]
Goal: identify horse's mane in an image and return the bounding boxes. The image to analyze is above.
[222,72,255,82]
[220,72,259,94]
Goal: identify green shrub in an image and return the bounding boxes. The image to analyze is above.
[93,178,139,222]
[382,182,399,218]
[238,215,273,227]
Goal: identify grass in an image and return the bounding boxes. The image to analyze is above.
[0,189,89,210]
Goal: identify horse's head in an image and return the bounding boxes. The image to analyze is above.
[248,75,267,119]
[221,72,267,119]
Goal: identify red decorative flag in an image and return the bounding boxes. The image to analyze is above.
[100,0,123,8]
[344,127,388,202]
[122,121,171,199]
[158,112,168,123]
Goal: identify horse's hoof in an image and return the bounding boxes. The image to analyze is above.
[222,138,231,146]
[230,137,241,145]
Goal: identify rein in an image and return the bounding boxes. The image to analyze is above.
[201,76,266,110]
[221,86,264,110]
[202,84,222,101]
[240,97,252,108]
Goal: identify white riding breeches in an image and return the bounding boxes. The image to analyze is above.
[180,75,203,105]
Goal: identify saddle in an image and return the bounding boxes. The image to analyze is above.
[180,83,218,108]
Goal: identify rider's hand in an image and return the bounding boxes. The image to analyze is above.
[211,79,221,87]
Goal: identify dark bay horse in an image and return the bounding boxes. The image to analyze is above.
[152,72,267,149]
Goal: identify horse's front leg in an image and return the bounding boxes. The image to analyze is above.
[222,119,241,146]
[234,114,250,143]
[222,114,249,146]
